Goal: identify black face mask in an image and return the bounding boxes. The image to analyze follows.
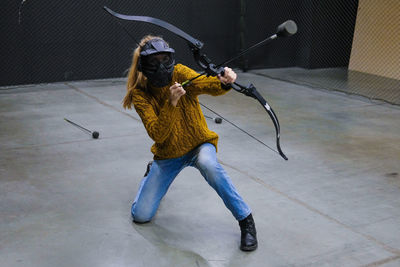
[141,54,175,88]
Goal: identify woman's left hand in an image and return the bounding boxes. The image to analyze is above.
[218,67,237,85]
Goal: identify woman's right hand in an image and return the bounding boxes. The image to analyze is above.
[169,82,186,106]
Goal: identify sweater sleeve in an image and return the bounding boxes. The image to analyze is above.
[176,64,231,97]
[132,90,178,143]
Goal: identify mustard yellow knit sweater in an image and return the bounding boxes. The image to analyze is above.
[132,64,231,159]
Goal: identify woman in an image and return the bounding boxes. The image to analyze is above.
[123,35,257,251]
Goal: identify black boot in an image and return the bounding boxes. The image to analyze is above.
[239,213,258,251]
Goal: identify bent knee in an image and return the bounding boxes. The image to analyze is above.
[131,203,154,223]
[196,155,218,172]
[132,213,153,223]
[133,217,152,224]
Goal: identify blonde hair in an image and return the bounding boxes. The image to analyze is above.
[123,35,161,109]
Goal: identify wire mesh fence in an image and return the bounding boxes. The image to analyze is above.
[1,0,399,104]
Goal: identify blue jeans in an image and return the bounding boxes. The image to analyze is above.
[131,143,251,222]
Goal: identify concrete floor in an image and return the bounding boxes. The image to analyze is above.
[1,71,400,267]
[252,68,400,105]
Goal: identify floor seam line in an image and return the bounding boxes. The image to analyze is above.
[250,71,399,108]
[64,82,140,122]
[219,159,400,256]
[361,255,400,267]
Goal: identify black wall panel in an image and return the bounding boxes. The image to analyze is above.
[1,0,358,86]
[241,0,358,69]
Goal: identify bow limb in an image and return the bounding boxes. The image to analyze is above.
[103,6,224,78]
[103,6,203,49]
[232,83,288,161]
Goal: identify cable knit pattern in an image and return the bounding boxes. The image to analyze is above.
[132,64,230,159]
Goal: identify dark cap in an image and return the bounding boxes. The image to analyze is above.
[140,39,175,56]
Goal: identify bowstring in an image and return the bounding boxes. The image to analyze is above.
[198,101,280,155]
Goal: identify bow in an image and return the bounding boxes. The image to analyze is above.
[104,6,296,161]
